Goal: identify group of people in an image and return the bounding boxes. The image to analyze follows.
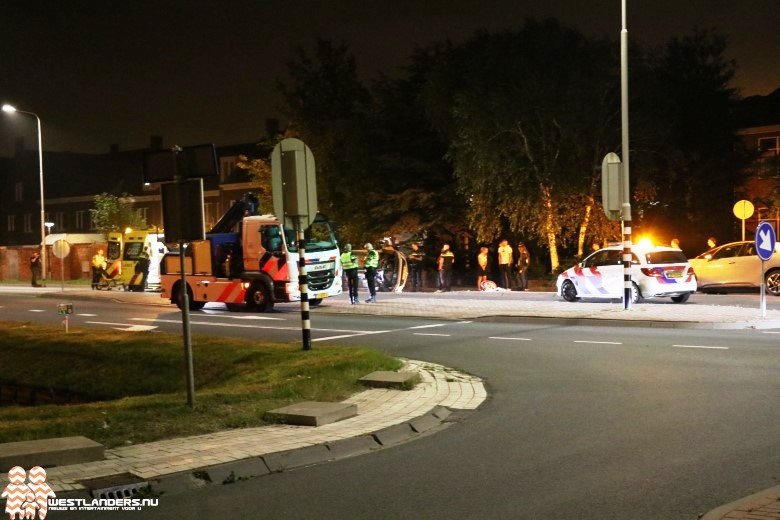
[340,242,380,305]
[340,239,531,300]
[478,240,531,291]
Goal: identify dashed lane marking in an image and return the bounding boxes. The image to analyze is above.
[413,333,451,337]
[574,340,622,345]
[672,344,729,350]
[407,324,446,330]
[28,309,45,313]
[489,337,532,341]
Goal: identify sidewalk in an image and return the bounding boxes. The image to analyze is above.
[2,285,779,518]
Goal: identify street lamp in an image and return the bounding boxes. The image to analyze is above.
[2,104,47,281]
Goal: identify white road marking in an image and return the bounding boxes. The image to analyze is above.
[673,344,729,350]
[413,333,451,337]
[761,331,780,334]
[86,321,158,332]
[199,312,284,321]
[77,313,97,317]
[574,340,622,345]
[28,309,45,313]
[407,324,446,330]
[489,337,532,341]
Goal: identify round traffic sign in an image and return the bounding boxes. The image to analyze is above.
[52,239,70,259]
[733,199,754,220]
[755,221,776,261]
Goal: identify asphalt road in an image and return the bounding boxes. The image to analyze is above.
[3,293,779,519]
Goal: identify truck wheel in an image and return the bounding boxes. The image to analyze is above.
[174,283,205,311]
[246,282,273,312]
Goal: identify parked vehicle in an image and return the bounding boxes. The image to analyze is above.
[688,240,780,295]
[556,244,696,303]
[160,194,342,311]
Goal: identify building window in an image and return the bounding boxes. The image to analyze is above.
[75,211,86,230]
[220,157,237,182]
[14,182,23,202]
[759,137,780,151]
[23,214,32,233]
[7,214,15,232]
[55,212,64,230]
[138,207,148,222]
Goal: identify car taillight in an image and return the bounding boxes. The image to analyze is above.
[687,267,695,276]
[640,267,664,277]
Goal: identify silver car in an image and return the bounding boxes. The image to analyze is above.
[688,240,780,295]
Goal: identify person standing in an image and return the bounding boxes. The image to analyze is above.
[407,243,425,292]
[515,242,531,291]
[364,243,379,303]
[91,248,106,290]
[136,246,151,291]
[476,246,489,290]
[497,239,513,289]
[340,244,359,304]
[437,243,455,292]
[30,250,42,287]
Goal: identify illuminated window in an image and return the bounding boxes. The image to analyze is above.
[7,215,15,232]
[23,214,32,233]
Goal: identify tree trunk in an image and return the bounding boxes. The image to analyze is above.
[577,198,593,257]
[541,185,559,272]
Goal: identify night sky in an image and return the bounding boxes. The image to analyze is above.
[2,0,779,156]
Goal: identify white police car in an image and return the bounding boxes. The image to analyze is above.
[556,243,697,303]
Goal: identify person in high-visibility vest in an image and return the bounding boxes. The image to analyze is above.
[364,243,379,303]
[437,243,455,292]
[91,249,107,290]
[340,244,359,304]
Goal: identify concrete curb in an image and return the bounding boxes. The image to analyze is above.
[59,407,455,498]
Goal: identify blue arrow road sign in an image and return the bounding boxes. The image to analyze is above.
[755,221,776,261]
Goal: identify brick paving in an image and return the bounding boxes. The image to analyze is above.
[11,360,485,493]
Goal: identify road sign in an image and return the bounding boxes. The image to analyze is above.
[52,239,70,259]
[733,199,754,220]
[755,221,776,261]
[271,138,318,229]
[601,153,622,221]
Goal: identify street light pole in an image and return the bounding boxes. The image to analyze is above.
[620,0,633,310]
[2,104,46,281]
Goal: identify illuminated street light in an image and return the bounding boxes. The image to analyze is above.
[2,104,47,281]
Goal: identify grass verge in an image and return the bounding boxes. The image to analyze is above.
[0,321,402,448]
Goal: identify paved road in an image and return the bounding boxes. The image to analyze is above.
[2,288,778,519]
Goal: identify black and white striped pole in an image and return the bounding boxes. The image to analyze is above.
[620,0,633,310]
[297,216,312,350]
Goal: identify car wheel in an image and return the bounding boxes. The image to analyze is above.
[671,293,690,303]
[631,282,641,304]
[309,298,323,307]
[765,270,780,296]
[246,281,274,312]
[561,280,579,302]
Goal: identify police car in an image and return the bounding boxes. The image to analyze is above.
[556,243,697,303]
